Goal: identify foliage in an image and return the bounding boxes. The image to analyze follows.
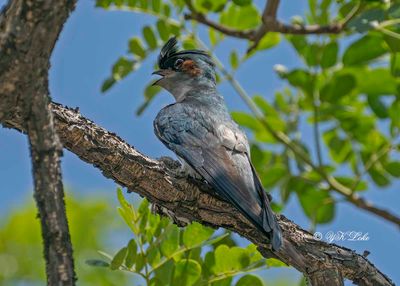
[88,189,286,286]
[0,194,128,285]
[96,0,400,229]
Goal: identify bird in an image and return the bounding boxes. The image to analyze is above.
[152,37,282,251]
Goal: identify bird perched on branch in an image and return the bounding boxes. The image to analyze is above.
[152,37,282,251]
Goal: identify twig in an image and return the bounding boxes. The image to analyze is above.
[184,0,362,53]
[262,0,280,21]
[351,145,393,192]
[184,0,256,40]
[312,88,323,167]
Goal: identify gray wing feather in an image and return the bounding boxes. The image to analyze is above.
[154,103,281,250]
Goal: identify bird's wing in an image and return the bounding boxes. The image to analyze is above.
[154,103,281,249]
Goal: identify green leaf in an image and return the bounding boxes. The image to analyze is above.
[85,259,110,267]
[343,35,388,66]
[255,33,280,51]
[230,50,239,70]
[253,95,285,131]
[154,259,174,285]
[209,28,223,46]
[125,239,137,268]
[367,94,388,118]
[220,3,260,30]
[384,34,400,53]
[384,161,400,177]
[389,100,400,129]
[323,129,352,163]
[389,3,400,19]
[231,111,274,143]
[214,245,250,274]
[143,26,158,50]
[96,0,112,8]
[137,84,162,115]
[320,74,355,102]
[297,187,335,224]
[112,57,135,80]
[266,258,286,267]
[129,37,146,58]
[101,77,116,92]
[135,253,145,272]
[335,176,368,192]
[138,199,149,235]
[278,69,314,96]
[321,42,338,69]
[173,259,201,286]
[351,67,398,96]
[348,9,385,33]
[368,167,390,187]
[151,0,161,12]
[261,164,287,189]
[160,226,179,257]
[231,112,263,132]
[391,53,400,77]
[156,19,170,41]
[117,188,130,210]
[147,246,161,267]
[236,274,264,286]
[183,222,214,248]
[110,247,127,270]
[193,0,226,13]
[232,0,252,6]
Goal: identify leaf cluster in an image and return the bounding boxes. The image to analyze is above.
[88,189,286,286]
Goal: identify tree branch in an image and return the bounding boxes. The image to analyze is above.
[0,0,76,284]
[1,103,394,286]
[184,0,345,53]
[183,0,256,40]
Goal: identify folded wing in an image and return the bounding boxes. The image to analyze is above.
[154,103,281,250]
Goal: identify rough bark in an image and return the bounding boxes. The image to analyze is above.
[0,0,76,284]
[2,103,394,286]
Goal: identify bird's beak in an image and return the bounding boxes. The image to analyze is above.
[152,69,174,86]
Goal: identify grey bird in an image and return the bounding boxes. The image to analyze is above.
[152,37,282,251]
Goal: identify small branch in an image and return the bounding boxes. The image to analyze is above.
[262,0,280,21]
[183,0,356,53]
[184,0,256,40]
[352,145,393,192]
[2,102,394,286]
[312,88,323,167]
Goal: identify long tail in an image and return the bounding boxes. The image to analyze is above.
[249,161,282,251]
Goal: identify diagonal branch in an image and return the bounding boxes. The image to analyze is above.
[207,49,400,229]
[1,103,394,286]
[0,0,76,284]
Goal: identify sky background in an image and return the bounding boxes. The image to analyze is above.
[0,0,399,284]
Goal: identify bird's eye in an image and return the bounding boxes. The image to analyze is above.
[174,58,184,69]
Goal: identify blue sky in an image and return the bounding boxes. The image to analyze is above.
[0,0,399,284]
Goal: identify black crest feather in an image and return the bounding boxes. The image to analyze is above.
[158,37,212,69]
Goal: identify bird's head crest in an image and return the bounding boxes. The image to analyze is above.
[157,37,213,70]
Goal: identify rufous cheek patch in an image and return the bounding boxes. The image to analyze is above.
[182,60,202,77]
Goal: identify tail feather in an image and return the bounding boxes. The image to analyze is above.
[248,159,282,251]
[263,201,282,251]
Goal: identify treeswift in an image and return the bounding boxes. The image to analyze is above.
[152,37,282,251]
